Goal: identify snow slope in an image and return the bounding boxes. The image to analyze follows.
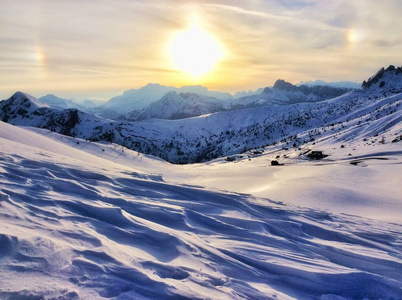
[1,121,402,299]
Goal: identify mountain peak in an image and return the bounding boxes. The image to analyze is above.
[164,91,179,97]
[143,83,165,89]
[0,91,48,123]
[11,91,31,99]
[42,94,59,98]
[9,91,46,108]
[273,79,296,91]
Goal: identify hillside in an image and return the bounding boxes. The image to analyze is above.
[0,121,401,299]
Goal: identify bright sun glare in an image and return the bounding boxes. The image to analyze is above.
[170,26,223,77]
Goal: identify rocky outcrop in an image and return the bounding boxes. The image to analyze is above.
[362,65,402,89]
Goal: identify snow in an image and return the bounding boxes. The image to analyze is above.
[166,142,402,223]
[1,121,401,299]
[0,66,401,298]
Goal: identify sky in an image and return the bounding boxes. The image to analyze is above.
[0,0,401,100]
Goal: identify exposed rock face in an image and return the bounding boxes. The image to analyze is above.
[362,65,402,89]
[273,79,297,92]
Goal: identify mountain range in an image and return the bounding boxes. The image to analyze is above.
[32,80,358,121]
[0,66,400,164]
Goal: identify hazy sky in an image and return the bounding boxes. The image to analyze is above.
[1,0,401,100]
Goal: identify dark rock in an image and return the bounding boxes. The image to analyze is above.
[271,160,280,166]
[362,67,385,89]
[307,150,328,159]
[273,79,296,92]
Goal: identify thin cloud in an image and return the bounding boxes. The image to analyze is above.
[0,0,401,99]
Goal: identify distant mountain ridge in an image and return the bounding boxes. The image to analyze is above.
[104,83,233,114]
[131,91,228,121]
[233,88,264,98]
[269,79,352,98]
[33,81,354,122]
[296,80,360,89]
[39,94,86,111]
[229,79,352,109]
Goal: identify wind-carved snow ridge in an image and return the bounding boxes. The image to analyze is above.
[0,122,401,299]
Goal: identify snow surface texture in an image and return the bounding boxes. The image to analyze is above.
[24,121,402,224]
[1,122,402,299]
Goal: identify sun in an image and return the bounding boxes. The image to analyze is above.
[169,26,223,77]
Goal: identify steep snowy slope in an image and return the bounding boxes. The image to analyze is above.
[0,121,401,299]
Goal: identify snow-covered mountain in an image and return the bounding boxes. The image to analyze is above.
[0,92,114,138]
[124,81,351,121]
[38,82,351,122]
[104,83,233,115]
[297,79,360,89]
[1,66,401,164]
[0,91,48,115]
[132,91,228,121]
